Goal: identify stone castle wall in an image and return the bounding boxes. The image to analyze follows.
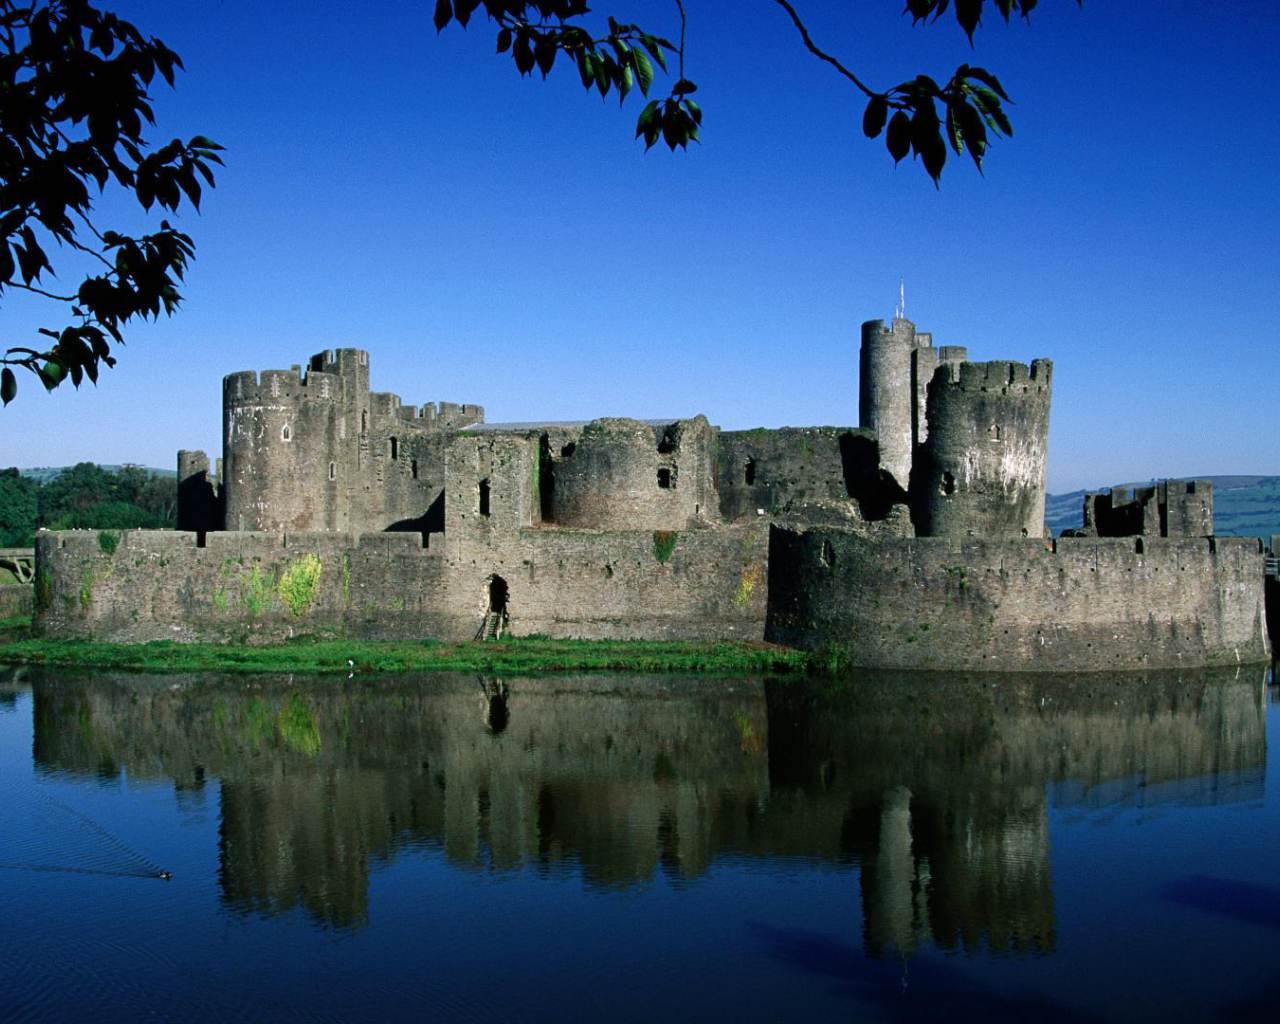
[33,516,768,643]
[766,527,1270,670]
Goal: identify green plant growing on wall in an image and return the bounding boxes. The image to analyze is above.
[278,694,321,755]
[213,587,229,612]
[278,554,322,618]
[35,567,52,612]
[97,531,120,555]
[241,563,275,616]
[79,569,93,612]
[733,563,763,607]
[653,530,678,564]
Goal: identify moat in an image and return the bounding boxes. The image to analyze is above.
[2,666,1278,1022]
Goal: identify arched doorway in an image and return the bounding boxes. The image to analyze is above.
[489,575,508,616]
[477,574,509,641]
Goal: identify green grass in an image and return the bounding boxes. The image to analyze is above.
[0,619,810,676]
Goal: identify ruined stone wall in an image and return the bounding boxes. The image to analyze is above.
[1084,479,1214,538]
[34,505,769,644]
[0,585,31,618]
[176,450,221,532]
[766,527,1270,670]
[440,432,769,639]
[549,417,716,530]
[912,359,1052,540]
[215,348,482,534]
[716,426,873,521]
[33,529,451,642]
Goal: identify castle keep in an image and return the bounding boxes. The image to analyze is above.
[35,314,1272,670]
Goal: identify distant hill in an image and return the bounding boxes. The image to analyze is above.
[18,465,175,483]
[1047,476,1280,541]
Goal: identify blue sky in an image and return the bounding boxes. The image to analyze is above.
[2,1,1277,492]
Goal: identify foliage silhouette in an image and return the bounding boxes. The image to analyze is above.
[432,1,1081,184]
[0,0,221,406]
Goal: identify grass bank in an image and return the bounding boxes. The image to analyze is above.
[0,616,811,676]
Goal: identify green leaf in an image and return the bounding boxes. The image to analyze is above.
[672,78,697,95]
[920,127,946,185]
[38,361,65,391]
[1,368,15,406]
[497,27,512,53]
[955,100,988,170]
[684,99,702,126]
[632,48,654,95]
[636,100,660,136]
[862,96,888,139]
[965,66,1009,101]
[945,103,962,155]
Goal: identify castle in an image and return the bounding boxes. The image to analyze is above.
[34,313,1272,670]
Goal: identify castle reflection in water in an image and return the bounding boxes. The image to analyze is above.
[20,666,1267,957]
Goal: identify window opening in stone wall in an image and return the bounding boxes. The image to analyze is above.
[329,462,336,481]
[941,472,956,497]
[479,478,491,517]
[990,424,1001,440]
[658,426,678,454]
[361,409,368,433]
[411,459,419,480]
[657,468,672,489]
[281,424,291,441]
[561,442,576,458]
[744,457,756,485]
[390,437,398,460]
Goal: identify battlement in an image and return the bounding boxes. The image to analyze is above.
[307,348,369,374]
[933,358,1053,390]
[223,366,340,404]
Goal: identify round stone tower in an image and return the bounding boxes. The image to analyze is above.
[913,359,1053,540]
[222,365,341,531]
[859,318,919,489]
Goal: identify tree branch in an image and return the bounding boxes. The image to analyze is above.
[5,281,77,302]
[771,0,875,97]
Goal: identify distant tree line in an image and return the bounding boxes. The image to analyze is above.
[0,463,174,546]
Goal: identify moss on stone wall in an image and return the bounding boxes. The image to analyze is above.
[35,567,52,613]
[278,555,322,617]
[242,563,274,616]
[79,569,93,612]
[653,531,678,564]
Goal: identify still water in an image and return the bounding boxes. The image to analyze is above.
[0,665,1277,1022]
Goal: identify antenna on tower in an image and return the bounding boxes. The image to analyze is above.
[894,279,906,320]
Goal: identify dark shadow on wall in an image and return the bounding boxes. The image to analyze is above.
[386,492,445,536]
[839,432,907,521]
